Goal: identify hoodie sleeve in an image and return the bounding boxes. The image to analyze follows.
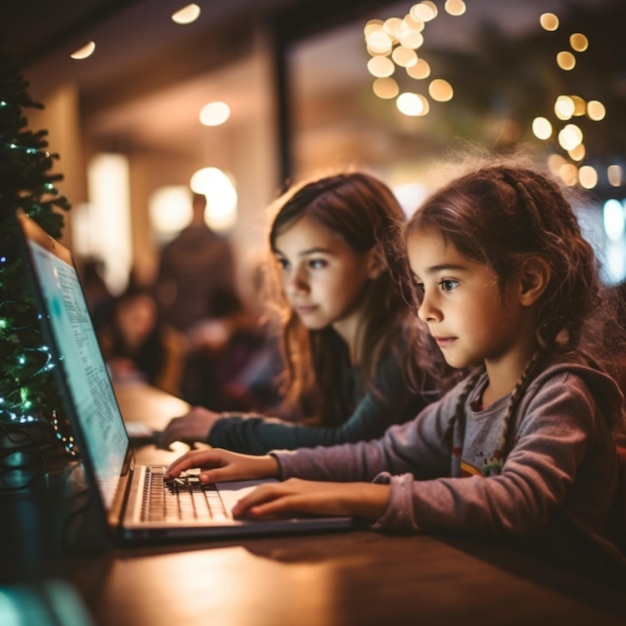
[272,383,461,482]
[207,354,431,454]
[372,370,619,536]
[275,367,621,541]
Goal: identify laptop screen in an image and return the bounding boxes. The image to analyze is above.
[20,214,129,509]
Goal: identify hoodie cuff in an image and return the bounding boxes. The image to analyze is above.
[370,472,419,532]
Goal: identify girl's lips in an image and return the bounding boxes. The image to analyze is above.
[434,336,456,347]
[295,305,317,314]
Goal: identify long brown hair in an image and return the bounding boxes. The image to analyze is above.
[265,170,443,426]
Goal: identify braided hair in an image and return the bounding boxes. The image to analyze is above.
[407,159,615,470]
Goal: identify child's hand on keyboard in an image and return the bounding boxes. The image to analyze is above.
[165,448,279,484]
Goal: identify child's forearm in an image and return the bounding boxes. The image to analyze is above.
[347,482,390,520]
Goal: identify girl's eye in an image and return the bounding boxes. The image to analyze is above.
[439,279,458,292]
[308,258,327,269]
[276,257,289,270]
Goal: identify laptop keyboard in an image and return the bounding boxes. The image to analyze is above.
[141,466,231,522]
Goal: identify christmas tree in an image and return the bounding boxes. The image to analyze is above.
[0,53,74,488]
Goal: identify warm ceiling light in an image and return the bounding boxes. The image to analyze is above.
[172,4,201,25]
[150,186,193,237]
[70,41,96,60]
[540,13,559,31]
[199,101,230,126]
[190,167,237,231]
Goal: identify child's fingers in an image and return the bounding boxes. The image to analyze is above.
[231,484,281,517]
[232,484,309,518]
[164,449,217,478]
[197,466,243,484]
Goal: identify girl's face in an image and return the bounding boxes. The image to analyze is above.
[273,214,377,346]
[407,228,529,372]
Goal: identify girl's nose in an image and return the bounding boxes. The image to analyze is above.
[417,291,441,323]
[285,266,309,295]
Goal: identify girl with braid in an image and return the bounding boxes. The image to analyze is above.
[165,159,626,579]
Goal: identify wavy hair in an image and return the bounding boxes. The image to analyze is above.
[264,170,445,426]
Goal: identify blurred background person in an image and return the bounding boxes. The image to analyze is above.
[155,191,236,333]
[183,285,282,412]
[98,284,188,396]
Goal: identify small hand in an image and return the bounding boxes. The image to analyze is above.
[232,478,390,521]
[164,447,279,484]
[157,406,222,449]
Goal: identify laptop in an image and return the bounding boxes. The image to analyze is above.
[16,210,352,542]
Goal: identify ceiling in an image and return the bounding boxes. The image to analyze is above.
[3,0,625,170]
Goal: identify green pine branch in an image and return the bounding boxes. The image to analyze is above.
[0,52,71,435]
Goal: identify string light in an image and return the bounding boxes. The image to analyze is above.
[554,95,575,120]
[373,77,399,99]
[569,33,589,52]
[532,12,610,189]
[365,1,462,117]
[540,13,559,31]
[407,58,431,79]
[364,5,614,190]
[1,66,76,472]
[532,117,552,140]
[568,143,586,162]
[556,51,576,70]
[587,100,606,121]
[579,165,598,189]
[368,56,395,78]
[607,165,623,187]
[444,0,466,17]
[429,79,453,102]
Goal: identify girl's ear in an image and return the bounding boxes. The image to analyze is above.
[518,256,551,306]
[366,246,385,280]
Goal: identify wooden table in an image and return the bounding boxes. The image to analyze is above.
[2,382,626,625]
